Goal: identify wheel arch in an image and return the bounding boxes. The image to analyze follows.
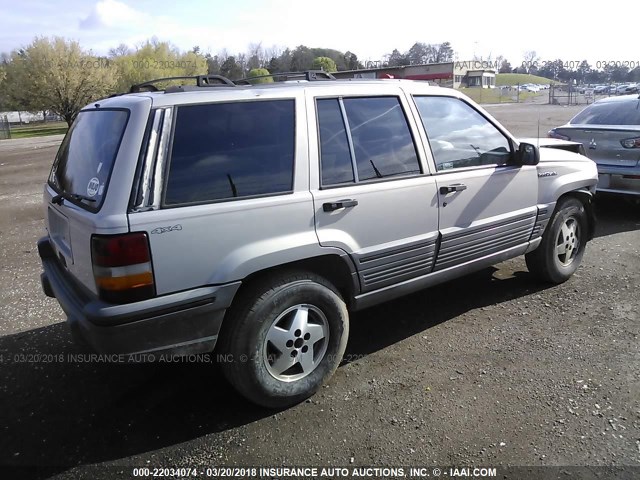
[557,189,596,241]
[225,253,359,314]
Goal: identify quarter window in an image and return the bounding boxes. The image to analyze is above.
[414,96,512,171]
[317,96,421,186]
[165,100,295,205]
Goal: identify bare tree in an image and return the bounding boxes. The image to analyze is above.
[108,43,131,58]
[523,50,539,73]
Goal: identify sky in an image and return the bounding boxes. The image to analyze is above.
[0,0,634,69]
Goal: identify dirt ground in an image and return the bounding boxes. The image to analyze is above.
[0,106,638,480]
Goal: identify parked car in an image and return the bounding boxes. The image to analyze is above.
[594,85,608,94]
[522,84,539,92]
[549,94,640,197]
[38,72,598,408]
[615,84,630,95]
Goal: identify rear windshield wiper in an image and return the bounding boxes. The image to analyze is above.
[52,192,97,205]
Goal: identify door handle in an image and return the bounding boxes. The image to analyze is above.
[323,199,358,212]
[439,183,467,194]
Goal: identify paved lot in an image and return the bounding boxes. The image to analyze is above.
[0,106,638,479]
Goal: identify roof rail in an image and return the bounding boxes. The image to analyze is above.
[129,74,235,93]
[235,70,336,85]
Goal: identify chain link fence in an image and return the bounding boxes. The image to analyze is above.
[548,84,612,105]
[0,115,10,140]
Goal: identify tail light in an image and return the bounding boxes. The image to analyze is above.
[91,233,155,303]
[620,137,640,148]
[548,129,570,141]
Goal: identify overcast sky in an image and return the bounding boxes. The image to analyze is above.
[0,0,632,68]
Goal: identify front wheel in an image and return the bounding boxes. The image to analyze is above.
[525,197,588,284]
[217,271,349,408]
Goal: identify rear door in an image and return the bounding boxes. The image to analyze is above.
[412,95,538,271]
[308,89,440,293]
[128,94,316,295]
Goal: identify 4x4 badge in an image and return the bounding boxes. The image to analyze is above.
[151,225,183,234]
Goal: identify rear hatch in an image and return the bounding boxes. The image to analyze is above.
[44,96,152,294]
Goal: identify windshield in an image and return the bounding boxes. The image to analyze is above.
[570,99,640,126]
[49,109,129,210]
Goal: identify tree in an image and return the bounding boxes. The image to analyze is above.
[408,42,428,65]
[576,60,592,84]
[522,50,539,73]
[110,39,207,91]
[387,49,409,67]
[604,63,629,83]
[0,55,10,111]
[206,53,221,75]
[435,42,454,63]
[220,56,243,79]
[290,45,314,71]
[108,43,131,58]
[268,48,292,73]
[312,56,337,73]
[499,59,512,73]
[247,68,273,83]
[3,37,117,125]
[343,51,361,70]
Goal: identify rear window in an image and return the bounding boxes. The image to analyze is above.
[570,99,640,126]
[49,109,129,210]
[164,100,295,206]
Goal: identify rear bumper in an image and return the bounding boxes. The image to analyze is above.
[38,237,240,356]
[596,165,640,196]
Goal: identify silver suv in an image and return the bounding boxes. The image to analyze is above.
[38,73,598,408]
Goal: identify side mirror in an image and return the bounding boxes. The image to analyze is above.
[516,142,540,166]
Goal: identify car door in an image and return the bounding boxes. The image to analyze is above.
[413,95,538,271]
[307,91,440,293]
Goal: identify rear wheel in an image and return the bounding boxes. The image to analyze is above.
[218,271,348,408]
[526,197,588,283]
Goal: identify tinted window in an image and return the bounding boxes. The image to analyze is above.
[570,100,640,125]
[49,109,128,209]
[415,96,512,171]
[343,97,421,181]
[317,99,354,185]
[165,100,295,205]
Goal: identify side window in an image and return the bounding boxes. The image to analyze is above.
[414,96,512,171]
[317,99,354,185]
[165,100,295,205]
[316,96,421,186]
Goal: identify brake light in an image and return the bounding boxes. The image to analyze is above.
[620,137,640,148]
[91,233,155,303]
[548,129,570,141]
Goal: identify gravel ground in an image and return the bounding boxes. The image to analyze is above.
[0,106,638,480]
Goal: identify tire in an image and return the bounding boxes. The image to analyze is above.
[525,197,588,284]
[217,271,349,408]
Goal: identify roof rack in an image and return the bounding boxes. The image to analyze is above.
[235,70,336,85]
[129,74,235,93]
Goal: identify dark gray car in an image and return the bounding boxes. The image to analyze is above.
[549,94,640,196]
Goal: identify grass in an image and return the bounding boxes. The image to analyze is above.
[458,87,539,104]
[8,121,68,139]
[496,73,559,86]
